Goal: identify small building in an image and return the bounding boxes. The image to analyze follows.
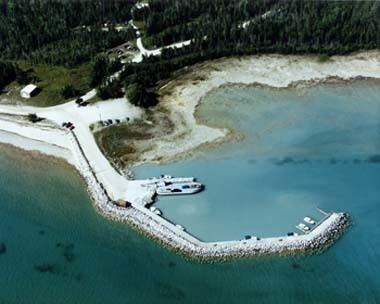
[20,84,39,99]
[114,199,131,208]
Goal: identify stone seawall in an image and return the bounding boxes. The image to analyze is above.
[0,117,349,261]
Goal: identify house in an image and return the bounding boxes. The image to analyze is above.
[20,84,39,99]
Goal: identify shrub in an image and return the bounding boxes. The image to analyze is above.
[27,113,43,123]
[61,85,80,99]
[317,54,332,63]
[126,82,158,108]
[97,80,124,100]
[75,97,84,104]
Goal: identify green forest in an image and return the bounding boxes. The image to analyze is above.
[139,0,379,53]
[0,0,136,103]
[0,0,379,107]
[0,0,135,66]
[0,60,17,89]
[123,0,380,107]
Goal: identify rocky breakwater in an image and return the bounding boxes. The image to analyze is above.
[71,161,349,261]
[66,126,349,261]
[108,210,349,261]
[193,212,350,260]
[95,203,349,261]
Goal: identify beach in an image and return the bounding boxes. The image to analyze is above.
[2,52,379,169]
[136,51,380,164]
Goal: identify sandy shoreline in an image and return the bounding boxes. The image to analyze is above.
[0,116,75,165]
[0,52,378,259]
[131,51,380,164]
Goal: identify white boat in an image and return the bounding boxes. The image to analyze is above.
[304,216,316,225]
[150,174,173,180]
[144,176,195,186]
[156,182,203,196]
[176,224,185,231]
[156,181,171,187]
[296,223,310,232]
[154,209,162,216]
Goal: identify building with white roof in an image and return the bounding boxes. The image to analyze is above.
[20,84,38,99]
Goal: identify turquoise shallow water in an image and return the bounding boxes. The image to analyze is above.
[0,80,380,303]
[136,81,380,242]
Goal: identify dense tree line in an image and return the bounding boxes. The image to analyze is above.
[1,0,379,109]
[143,0,254,35]
[27,28,135,67]
[90,55,123,87]
[141,0,276,45]
[126,81,157,108]
[0,60,17,89]
[89,55,124,100]
[140,0,379,52]
[121,0,379,107]
[98,79,124,100]
[0,0,136,66]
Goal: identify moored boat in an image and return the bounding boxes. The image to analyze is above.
[296,223,310,232]
[156,182,203,196]
[176,224,185,231]
[304,216,316,225]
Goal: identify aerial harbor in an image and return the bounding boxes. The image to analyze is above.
[0,0,379,303]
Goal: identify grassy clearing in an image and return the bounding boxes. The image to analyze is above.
[95,109,174,167]
[95,120,152,164]
[10,61,92,107]
[95,124,139,167]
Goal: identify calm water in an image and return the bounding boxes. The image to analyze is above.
[137,81,380,242]
[1,81,380,303]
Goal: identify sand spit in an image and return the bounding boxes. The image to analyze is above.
[135,51,380,164]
